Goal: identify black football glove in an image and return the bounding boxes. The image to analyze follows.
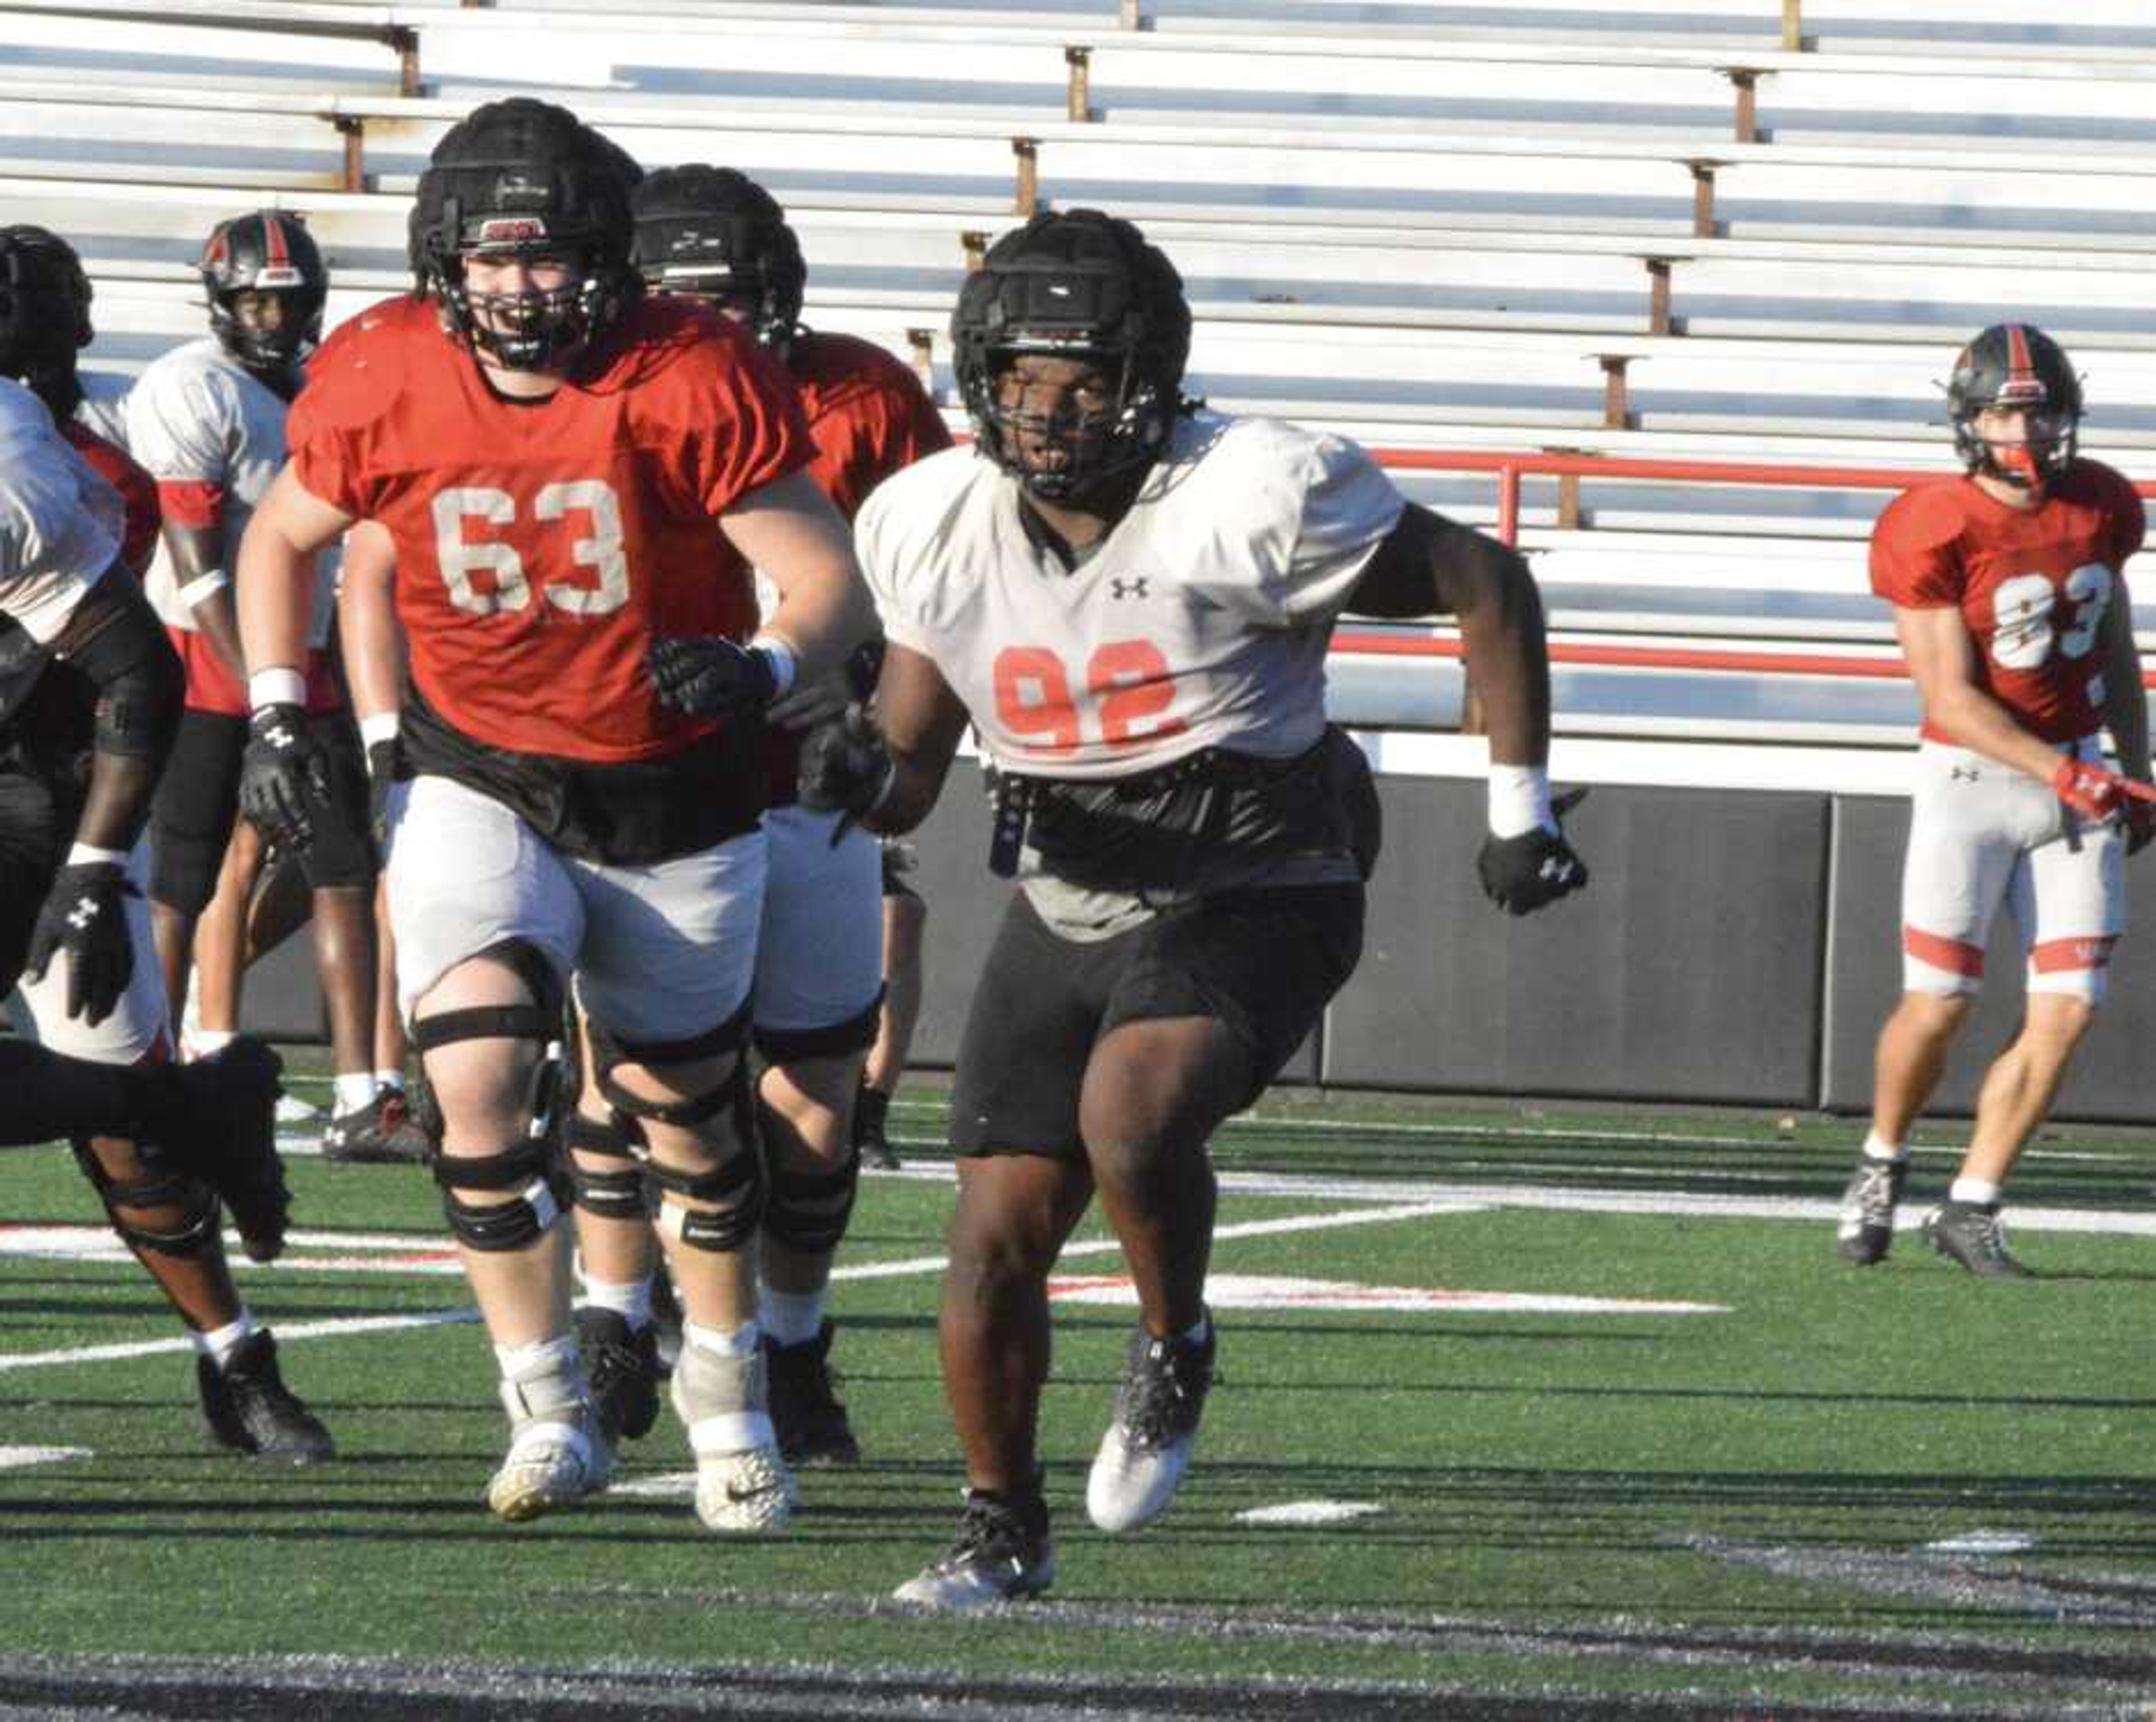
[25,860,136,1027]
[1476,785,1588,916]
[365,737,398,860]
[647,635,782,720]
[238,702,330,850]
[798,704,895,844]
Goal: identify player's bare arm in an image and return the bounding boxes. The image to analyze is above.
[719,470,875,674]
[46,567,182,853]
[236,463,354,682]
[1894,602,2065,783]
[335,519,404,728]
[2096,575,2150,783]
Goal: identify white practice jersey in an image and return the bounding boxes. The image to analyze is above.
[73,370,133,451]
[858,410,1405,781]
[126,336,335,645]
[0,376,121,643]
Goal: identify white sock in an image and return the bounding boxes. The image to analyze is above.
[190,1027,235,1056]
[683,1318,760,1361]
[193,1312,257,1371]
[759,1285,826,1348]
[374,1070,406,1095]
[334,1072,380,1114]
[1949,1176,2003,1207]
[494,1334,579,1380]
[1861,1132,1907,1163]
[581,1276,653,1332]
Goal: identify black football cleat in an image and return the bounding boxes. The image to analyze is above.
[197,1330,335,1464]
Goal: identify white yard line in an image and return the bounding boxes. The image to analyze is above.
[0,1309,477,1374]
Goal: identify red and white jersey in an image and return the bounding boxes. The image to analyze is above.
[0,376,122,643]
[61,420,159,578]
[1872,460,2145,746]
[287,293,814,765]
[126,336,336,646]
[72,370,133,454]
[858,409,1404,779]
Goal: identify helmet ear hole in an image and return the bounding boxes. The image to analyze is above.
[950,209,1190,503]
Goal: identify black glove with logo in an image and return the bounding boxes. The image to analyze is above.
[648,636,781,720]
[798,705,895,844]
[1476,786,1589,916]
[25,861,136,1026]
[365,737,399,860]
[239,702,330,850]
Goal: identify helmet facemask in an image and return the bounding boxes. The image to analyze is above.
[975,341,1174,506]
[1947,323,2082,501]
[199,212,327,389]
[952,210,1192,510]
[410,99,641,376]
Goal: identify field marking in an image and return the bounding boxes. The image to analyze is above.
[1929,1531,2039,1556]
[1236,1501,1386,1526]
[1047,1273,1726,1316]
[0,1309,477,1374]
[0,1446,89,1470]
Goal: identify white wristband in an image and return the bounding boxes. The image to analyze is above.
[248,667,307,712]
[1488,763,1555,838]
[175,570,231,611]
[65,842,129,868]
[359,711,401,750]
[750,633,798,699]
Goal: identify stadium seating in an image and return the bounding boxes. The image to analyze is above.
[9,0,2156,768]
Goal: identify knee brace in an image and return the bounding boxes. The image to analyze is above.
[72,1139,220,1259]
[433,1139,573,1253]
[411,939,573,1251]
[566,1110,650,1223]
[761,1118,861,1257]
[640,1063,765,1254]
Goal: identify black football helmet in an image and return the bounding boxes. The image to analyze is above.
[199,210,328,381]
[409,97,642,372]
[1947,322,2082,497]
[0,224,93,420]
[630,165,806,357]
[951,208,1191,504]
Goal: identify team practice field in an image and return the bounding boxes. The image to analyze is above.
[2,1066,2154,1721]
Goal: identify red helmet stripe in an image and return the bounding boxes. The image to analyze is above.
[2000,323,2045,405]
[262,215,291,273]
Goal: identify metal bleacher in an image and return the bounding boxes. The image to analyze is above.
[7,0,2156,788]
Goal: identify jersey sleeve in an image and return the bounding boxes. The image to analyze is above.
[124,358,236,488]
[1194,422,1405,626]
[687,337,817,517]
[1869,487,1965,609]
[0,402,122,643]
[2105,467,2147,569]
[853,475,924,653]
[283,336,376,521]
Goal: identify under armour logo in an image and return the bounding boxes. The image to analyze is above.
[65,898,97,931]
[1951,765,1980,782]
[1109,577,1149,600]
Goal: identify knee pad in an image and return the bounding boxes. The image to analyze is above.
[433,1139,573,1253]
[642,1063,765,1254]
[760,1115,860,1257]
[72,1139,220,1259]
[411,937,569,1150]
[566,1110,650,1223]
[583,998,750,1130]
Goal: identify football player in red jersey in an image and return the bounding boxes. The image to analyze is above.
[798,209,1582,1607]
[235,100,874,1528]
[0,293,330,1463]
[1837,324,2151,1279]
[549,165,954,1465]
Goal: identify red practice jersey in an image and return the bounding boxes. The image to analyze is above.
[1871,459,2146,745]
[761,329,952,802]
[287,293,814,765]
[61,420,159,579]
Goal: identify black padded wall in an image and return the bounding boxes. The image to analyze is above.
[1322,779,1830,1104]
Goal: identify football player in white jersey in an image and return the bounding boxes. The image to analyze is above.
[130,212,413,1162]
[0,372,329,1460]
[801,209,1586,1608]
